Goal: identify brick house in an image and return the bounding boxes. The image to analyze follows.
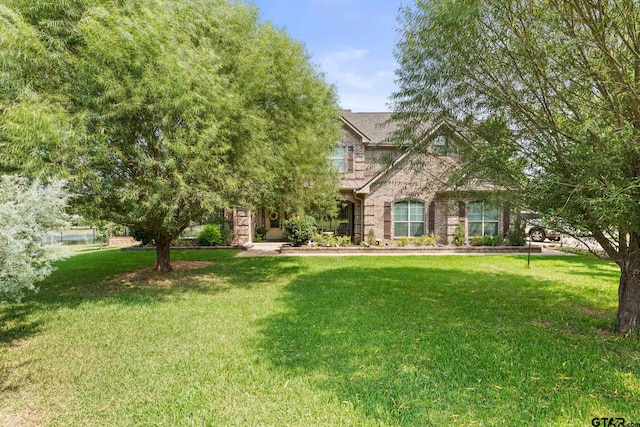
[244,110,511,245]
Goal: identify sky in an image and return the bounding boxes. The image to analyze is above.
[244,0,409,112]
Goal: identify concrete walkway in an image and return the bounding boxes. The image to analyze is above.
[235,242,285,257]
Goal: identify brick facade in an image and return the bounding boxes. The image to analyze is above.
[338,110,512,244]
[235,110,512,244]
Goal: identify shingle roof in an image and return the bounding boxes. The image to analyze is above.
[340,110,399,145]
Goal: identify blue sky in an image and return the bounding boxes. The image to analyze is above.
[244,0,409,112]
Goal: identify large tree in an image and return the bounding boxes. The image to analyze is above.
[393,0,640,333]
[0,0,341,272]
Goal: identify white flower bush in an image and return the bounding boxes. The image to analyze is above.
[0,175,71,303]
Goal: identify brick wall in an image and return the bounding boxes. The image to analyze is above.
[107,236,137,247]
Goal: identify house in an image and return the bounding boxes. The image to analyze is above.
[240,110,512,245]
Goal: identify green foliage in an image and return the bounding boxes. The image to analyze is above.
[93,221,125,247]
[0,175,71,303]
[313,233,352,247]
[130,228,154,246]
[396,234,438,247]
[453,224,466,247]
[396,236,410,247]
[0,0,341,271]
[254,226,268,242]
[220,223,233,246]
[470,234,504,247]
[366,228,376,246]
[2,250,636,424]
[507,216,526,246]
[283,216,317,247]
[197,225,222,246]
[394,0,640,331]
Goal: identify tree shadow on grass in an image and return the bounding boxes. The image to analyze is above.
[0,250,301,346]
[257,262,639,425]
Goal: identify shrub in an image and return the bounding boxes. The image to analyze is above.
[396,234,438,247]
[507,217,526,246]
[283,215,317,246]
[453,224,466,246]
[336,235,352,247]
[254,226,268,242]
[173,237,198,247]
[366,228,376,246]
[312,233,352,247]
[0,175,71,303]
[197,225,222,246]
[470,234,504,246]
[313,233,332,246]
[396,236,410,247]
[130,227,155,246]
[416,234,438,246]
[220,223,233,246]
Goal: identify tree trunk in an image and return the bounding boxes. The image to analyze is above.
[155,236,173,273]
[616,257,640,334]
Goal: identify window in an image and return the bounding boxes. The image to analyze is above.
[433,135,447,155]
[468,201,499,236]
[394,201,425,237]
[330,146,346,172]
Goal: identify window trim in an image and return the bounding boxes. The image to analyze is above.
[467,201,499,237]
[393,200,425,238]
[330,145,346,172]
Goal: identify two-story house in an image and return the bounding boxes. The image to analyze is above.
[244,110,511,245]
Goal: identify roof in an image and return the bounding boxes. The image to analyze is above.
[340,110,399,145]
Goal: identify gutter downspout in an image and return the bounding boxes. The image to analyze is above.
[353,190,366,244]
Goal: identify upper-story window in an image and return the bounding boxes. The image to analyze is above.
[433,135,447,155]
[330,145,346,172]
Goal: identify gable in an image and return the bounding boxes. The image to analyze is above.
[355,119,458,194]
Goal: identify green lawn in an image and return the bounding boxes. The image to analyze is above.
[1,250,639,426]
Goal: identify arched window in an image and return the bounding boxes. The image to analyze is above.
[394,201,424,237]
[468,201,499,236]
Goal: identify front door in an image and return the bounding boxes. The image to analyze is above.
[265,211,283,240]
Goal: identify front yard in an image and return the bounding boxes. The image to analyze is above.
[1,250,638,425]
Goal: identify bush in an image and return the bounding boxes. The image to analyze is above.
[507,217,526,246]
[312,233,352,247]
[254,226,268,242]
[130,228,155,246]
[396,234,438,247]
[416,234,438,246]
[396,236,410,247]
[283,216,317,246]
[453,224,466,246]
[220,223,233,246]
[337,236,352,247]
[197,225,222,246]
[470,234,504,246]
[0,175,71,303]
[366,228,376,246]
[173,237,198,247]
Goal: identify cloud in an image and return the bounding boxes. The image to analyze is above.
[318,45,397,111]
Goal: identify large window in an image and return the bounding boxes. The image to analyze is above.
[330,146,346,172]
[468,201,499,236]
[394,201,425,237]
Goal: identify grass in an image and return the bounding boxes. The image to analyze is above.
[1,250,639,426]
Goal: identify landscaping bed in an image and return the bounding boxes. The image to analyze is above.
[121,245,244,252]
[280,245,541,254]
